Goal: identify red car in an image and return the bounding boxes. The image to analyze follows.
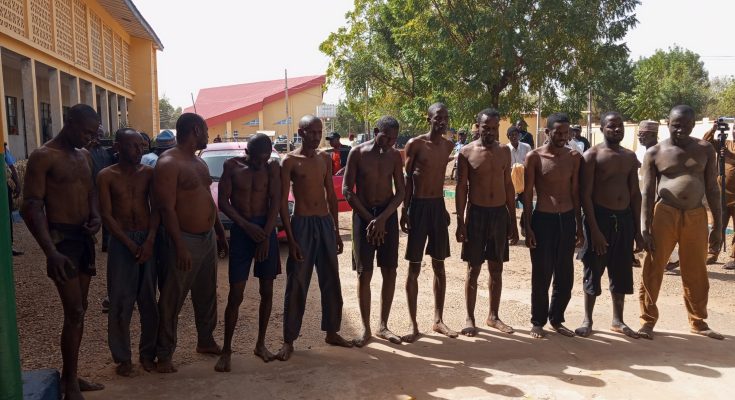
[199,142,351,240]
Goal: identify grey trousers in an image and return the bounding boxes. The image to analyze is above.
[156,229,218,361]
[107,231,158,363]
[283,215,343,343]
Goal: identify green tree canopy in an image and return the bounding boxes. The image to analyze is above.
[159,95,182,130]
[620,46,710,121]
[321,0,639,128]
[706,76,735,119]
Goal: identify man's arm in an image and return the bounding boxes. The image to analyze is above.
[571,152,583,245]
[401,138,418,232]
[279,156,299,251]
[704,143,723,250]
[640,148,658,251]
[381,150,406,218]
[323,152,343,254]
[627,155,643,251]
[580,150,605,254]
[97,169,138,254]
[83,150,101,234]
[7,163,20,195]
[342,147,372,221]
[523,151,538,248]
[503,147,519,244]
[263,160,282,235]
[20,150,55,256]
[455,147,469,242]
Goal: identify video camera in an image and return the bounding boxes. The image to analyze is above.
[718,117,734,131]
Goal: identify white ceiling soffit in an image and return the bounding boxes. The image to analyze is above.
[97,0,164,50]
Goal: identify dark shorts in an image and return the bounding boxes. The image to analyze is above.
[579,205,635,296]
[352,206,399,273]
[405,198,450,262]
[461,204,509,265]
[50,223,96,278]
[229,217,280,283]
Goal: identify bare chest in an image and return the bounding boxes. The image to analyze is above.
[415,143,451,170]
[595,152,634,181]
[657,147,706,176]
[48,153,92,187]
[357,153,394,181]
[232,167,269,193]
[179,161,212,191]
[467,148,504,174]
[539,155,573,182]
[291,156,326,183]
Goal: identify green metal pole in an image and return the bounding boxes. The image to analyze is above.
[0,154,22,400]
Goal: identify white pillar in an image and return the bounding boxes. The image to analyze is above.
[82,81,96,109]
[20,58,40,152]
[109,92,119,131]
[99,88,110,136]
[69,75,80,105]
[48,68,63,137]
[119,96,128,127]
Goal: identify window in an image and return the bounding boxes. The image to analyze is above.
[5,96,18,135]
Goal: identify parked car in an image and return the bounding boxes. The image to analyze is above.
[274,134,293,152]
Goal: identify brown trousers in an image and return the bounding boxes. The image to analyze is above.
[707,204,735,259]
[639,203,711,331]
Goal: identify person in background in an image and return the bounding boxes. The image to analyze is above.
[515,119,535,148]
[213,134,223,143]
[569,125,591,153]
[450,129,468,180]
[141,130,177,167]
[326,132,350,175]
[702,121,735,269]
[471,123,480,142]
[4,142,22,256]
[87,126,114,252]
[507,126,532,237]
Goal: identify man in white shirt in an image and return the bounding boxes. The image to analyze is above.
[507,126,531,235]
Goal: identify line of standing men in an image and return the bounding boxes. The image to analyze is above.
[22,103,724,400]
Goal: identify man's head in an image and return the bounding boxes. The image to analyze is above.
[545,112,571,148]
[599,111,624,145]
[175,113,208,150]
[326,132,341,149]
[668,105,696,146]
[373,116,400,152]
[139,131,151,153]
[515,119,528,131]
[638,120,659,148]
[113,128,144,165]
[155,130,177,155]
[507,126,521,147]
[246,133,272,168]
[427,103,448,135]
[63,104,100,148]
[298,115,323,151]
[571,124,583,139]
[470,123,480,141]
[476,108,501,146]
[457,129,467,144]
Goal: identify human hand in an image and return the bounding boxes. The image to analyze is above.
[84,216,102,235]
[138,239,154,263]
[400,209,410,233]
[634,233,644,253]
[289,241,304,262]
[456,221,468,243]
[575,227,585,248]
[176,245,192,271]
[217,234,229,259]
[336,231,344,255]
[591,228,608,256]
[242,221,267,242]
[46,251,72,284]
[525,228,537,249]
[367,217,387,246]
[255,239,269,262]
[641,230,655,252]
[508,222,519,246]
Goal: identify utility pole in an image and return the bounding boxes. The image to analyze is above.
[364,82,369,138]
[285,69,291,145]
[535,89,542,148]
[587,86,593,140]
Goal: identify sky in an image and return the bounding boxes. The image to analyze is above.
[134,0,735,109]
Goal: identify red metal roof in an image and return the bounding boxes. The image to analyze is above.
[185,75,326,127]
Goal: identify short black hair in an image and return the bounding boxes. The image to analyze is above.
[176,113,205,141]
[114,127,139,143]
[476,108,501,124]
[65,104,99,126]
[600,111,622,125]
[247,133,272,155]
[507,125,521,137]
[376,116,399,132]
[546,112,570,129]
[670,105,695,120]
[428,102,447,117]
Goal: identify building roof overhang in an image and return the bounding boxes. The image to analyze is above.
[98,0,164,50]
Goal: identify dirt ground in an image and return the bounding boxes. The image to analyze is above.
[11,200,735,400]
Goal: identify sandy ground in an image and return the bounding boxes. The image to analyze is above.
[11,200,735,400]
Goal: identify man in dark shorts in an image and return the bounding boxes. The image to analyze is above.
[343,116,406,347]
[523,112,583,339]
[401,103,457,342]
[97,128,160,375]
[456,108,519,337]
[574,112,643,339]
[154,113,229,373]
[276,115,353,361]
[21,104,105,399]
[214,134,281,372]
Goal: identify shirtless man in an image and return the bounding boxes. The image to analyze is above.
[402,103,457,342]
[21,104,104,399]
[277,115,353,361]
[343,116,406,347]
[639,105,724,340]
[575,112,642,339]
[524,112,583,339]
[154,113,228,373]
[215,134,281,371]
[97,129,159,375]
[456,109,519,337]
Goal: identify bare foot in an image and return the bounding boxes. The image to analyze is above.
[214,352,231,372]
[254,345,276,362]
[401,329,421,343]
[530,326,546,339]
[376,328,402,344]
[724,261,735,270]
[692,328,725,340]
[77,378,104,391]
[638,326,654,340]
[487,318,515,334]
[276,343,294,361]
[115,361,133,377]
[461,322,478,337]
[551,323,575,337]
[706,254,718,265]
[611,322,640,339]
[353,331,372,348]
[325,332,354,348]
[433,322,458,338]
[575,322,592,337]
[156,359,178,373]
[140,358,156,372]
[196,344,222,355]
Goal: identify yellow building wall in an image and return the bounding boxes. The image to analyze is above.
[127,37,158,136]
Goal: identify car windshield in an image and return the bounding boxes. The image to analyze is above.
[200,150,244,181]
